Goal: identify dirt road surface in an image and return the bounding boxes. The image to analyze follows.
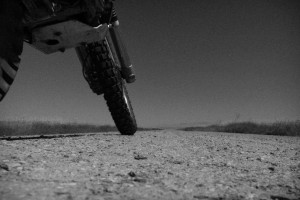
[0,130,299,200]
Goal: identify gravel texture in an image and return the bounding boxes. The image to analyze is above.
[0,130,299,200]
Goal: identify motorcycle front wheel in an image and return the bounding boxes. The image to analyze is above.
[76,40,137,135]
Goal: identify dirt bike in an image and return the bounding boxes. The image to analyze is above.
[0,0,137,135]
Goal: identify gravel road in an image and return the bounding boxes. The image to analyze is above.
[0,130,299,200]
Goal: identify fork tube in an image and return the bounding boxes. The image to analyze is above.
[107,21,136,83]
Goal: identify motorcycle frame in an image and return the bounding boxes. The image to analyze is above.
[22,0,107,53]
[22,0,132,82]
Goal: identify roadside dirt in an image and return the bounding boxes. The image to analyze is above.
[0,130,299,200]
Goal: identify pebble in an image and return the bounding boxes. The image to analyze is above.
[134,154,147,160]
[268,167,275,172]
[133,178,147,183]
[0,162,9,171]
[128,171,136,177]
[172,160,184,164]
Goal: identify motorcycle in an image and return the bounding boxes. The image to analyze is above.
[1,0,137,135]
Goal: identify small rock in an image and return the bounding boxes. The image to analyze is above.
[103,187,113,193]
[133,178,147,183]
[128,171,136,177]
[19,161,27,165]
[172,160,184,164]
[16,166,23,171]
[196,183,204,187]
[268,167,275,172]
[134,154,147,160]
[0,162,9,171]
[256,157,262,161]
[194,195,210,199]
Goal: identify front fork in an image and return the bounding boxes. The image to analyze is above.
[77,1,136,88]
[104,6,136,83]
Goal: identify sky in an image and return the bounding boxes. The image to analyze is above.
[0,0,299,128]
